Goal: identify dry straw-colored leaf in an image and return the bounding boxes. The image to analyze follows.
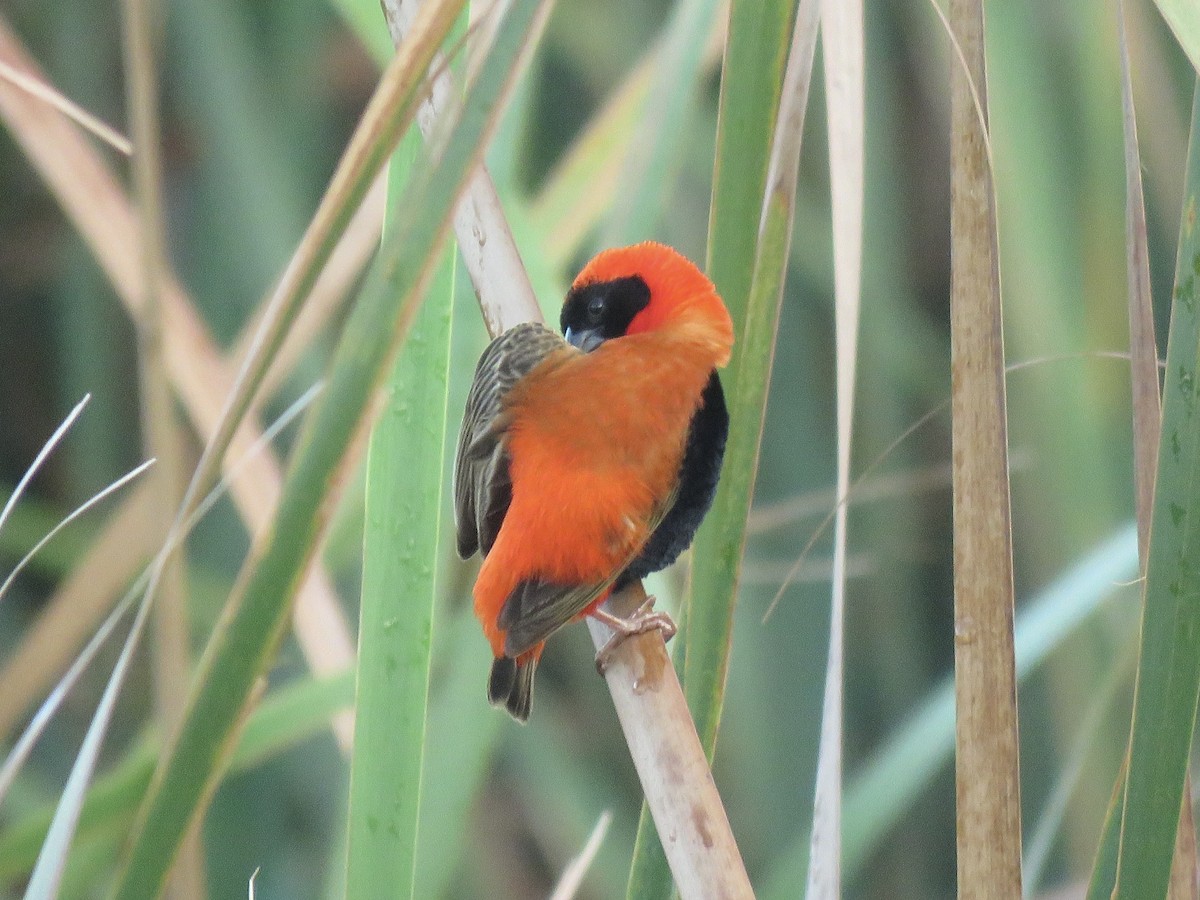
[947,0,1023,894]
[808,0,862,892]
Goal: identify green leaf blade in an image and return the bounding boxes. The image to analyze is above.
[343,187,455,898]
[627,3,793,898]
[1089,79,1200,900]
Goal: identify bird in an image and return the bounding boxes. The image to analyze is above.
[453,241,734,721]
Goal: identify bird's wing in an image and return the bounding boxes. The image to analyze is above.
[497,481,679,658]
[454,322,568,559]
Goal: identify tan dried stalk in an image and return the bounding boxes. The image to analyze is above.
[947,0,1023,894]
[119,0,205,891]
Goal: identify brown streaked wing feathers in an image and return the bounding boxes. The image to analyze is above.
[454,322,568,559]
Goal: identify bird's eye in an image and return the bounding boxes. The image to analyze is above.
[587,297,604,322]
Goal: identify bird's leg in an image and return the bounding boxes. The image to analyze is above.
[591,596,677,675]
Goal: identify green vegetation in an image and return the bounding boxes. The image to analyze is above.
[0,0,1197,897]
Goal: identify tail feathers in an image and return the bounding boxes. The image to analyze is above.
[488,656,536,722]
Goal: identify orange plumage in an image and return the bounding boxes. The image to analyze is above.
[453,242,733,720]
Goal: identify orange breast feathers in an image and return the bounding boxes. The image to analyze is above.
[471,278,733,658]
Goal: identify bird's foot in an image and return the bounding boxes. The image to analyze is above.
[591,597,677,675]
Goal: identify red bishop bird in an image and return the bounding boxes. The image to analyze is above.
[453,242,734,720]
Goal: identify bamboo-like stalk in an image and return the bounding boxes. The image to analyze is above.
[586,586,751,897]
[947,0,1023,895]
[381,0,541,332]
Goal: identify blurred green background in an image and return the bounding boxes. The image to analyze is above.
[0,0,1195,897]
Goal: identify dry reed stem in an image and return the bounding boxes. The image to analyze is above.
[380,0,539,331]
[586,585,751,897]
[120,0,205,886]
[947,0,1023,894]
[120,0,191,764]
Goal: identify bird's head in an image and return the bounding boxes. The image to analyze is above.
[560,242,733,363]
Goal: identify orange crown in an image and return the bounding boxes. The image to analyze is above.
[570,242,733,349]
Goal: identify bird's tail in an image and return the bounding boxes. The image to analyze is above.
[488,653,538,722]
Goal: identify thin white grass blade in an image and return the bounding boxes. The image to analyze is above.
[1024,650,1133,893]
[23,572,156,899]
[807,0,864,895]
[0,383,320,810]
[10,384,321,890]
[0,458,156,605]
[0,394,89,536]
[548,810,613,900]
[0,571,145,807]
[0,60,131,155]
[0,454,156,818]
[115,375,321,747]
